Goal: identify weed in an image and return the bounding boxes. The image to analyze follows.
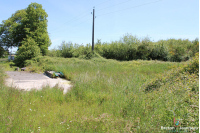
[0,55,198,132]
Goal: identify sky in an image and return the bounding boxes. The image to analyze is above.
[0,0,199,50]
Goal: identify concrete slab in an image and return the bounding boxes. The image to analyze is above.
[5,71,72,94]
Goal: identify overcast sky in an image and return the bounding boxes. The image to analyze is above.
[0,0,199,50]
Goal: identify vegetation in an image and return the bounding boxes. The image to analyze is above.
[0,52,198,132]
[48,34,198,63]
[0,46,8,58]
[0,3,51,65]
[14,37,41,67]
[0,2,198,132]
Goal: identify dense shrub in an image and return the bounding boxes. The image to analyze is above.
[136,43,150,60]
[47,49,61,57]
[74,44,93,59]
[59,41,73,58]
[100,34,140,60]
[48,34,198,62]
[0,46,6,58]
[149,42,169,61]
[191,38,199,57]
[94,39,103,55]
[183,52,199,74]
[14,37,41,67]
[127,47,137,60]
[169,46,185,62]
[145,52,199,92]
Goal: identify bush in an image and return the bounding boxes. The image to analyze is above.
[183,52,199,74]
[136,44,150,60]
[191,38,199,57]
[127,47,137,60]
[149,42,169,61]
[48,35,198,62]
[169,46,185,62]
[145,52,199,92]
[0,46,6,58]
[48,49,61,57]
[59,41,73,58]
[14,37,41,67]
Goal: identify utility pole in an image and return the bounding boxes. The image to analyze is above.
[92,7,95,51]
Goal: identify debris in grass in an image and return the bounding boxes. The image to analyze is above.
[45,71,65,78]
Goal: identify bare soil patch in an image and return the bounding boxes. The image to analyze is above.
[5,71,71,94]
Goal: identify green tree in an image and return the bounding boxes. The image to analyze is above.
[0,3,51,55]
[25,3,51,55]
[14,37,41,67]
[120,33,140,46]
[0,46,5,58]
[136,37,152,60]
[0,9,27,49]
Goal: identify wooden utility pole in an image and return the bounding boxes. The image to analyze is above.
[92,7,95,51]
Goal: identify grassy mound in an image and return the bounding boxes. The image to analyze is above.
[143,53,199,132]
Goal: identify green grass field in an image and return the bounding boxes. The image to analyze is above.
[0,54,198,132]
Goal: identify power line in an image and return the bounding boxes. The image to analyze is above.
[48,0,163,45]
[49,17,92,35]
[49,0,113,33]
[49,0,114,33]
[49,8,92,33]
[97,0,162,17]
[96,0,133,12]
[95,0,112,7]
[49,18,92,45]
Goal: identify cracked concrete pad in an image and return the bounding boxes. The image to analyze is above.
[5,71,72,94]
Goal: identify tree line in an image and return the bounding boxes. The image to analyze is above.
[48,34,199,62]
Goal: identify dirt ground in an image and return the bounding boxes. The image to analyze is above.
[5,71,71,94]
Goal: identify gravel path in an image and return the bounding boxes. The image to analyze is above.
[5,71,71,94]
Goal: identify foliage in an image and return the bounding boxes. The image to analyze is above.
[0,9,27,49]
[149,41,169,61]
[191,38,199,57]
[0,3,51,55]
[183,52,199,74]
[163,39,197,62]
[0,46,7,58]
[51,34,198,62]
[14,37,41,67]
[100,34,139,61]
[47,48,61,57]
[136,43,150,60]
[58,41,73,58]
[55,41,96,60]
[143,54,199,131]
[145,52,199,92]
[25,3,51,55]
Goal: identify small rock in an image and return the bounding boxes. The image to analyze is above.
[15,67,19,71]
[21,67,26,71]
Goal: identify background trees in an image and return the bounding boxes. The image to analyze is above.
[48,34,198,62]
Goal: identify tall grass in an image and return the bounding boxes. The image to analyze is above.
[0,54,198,132]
